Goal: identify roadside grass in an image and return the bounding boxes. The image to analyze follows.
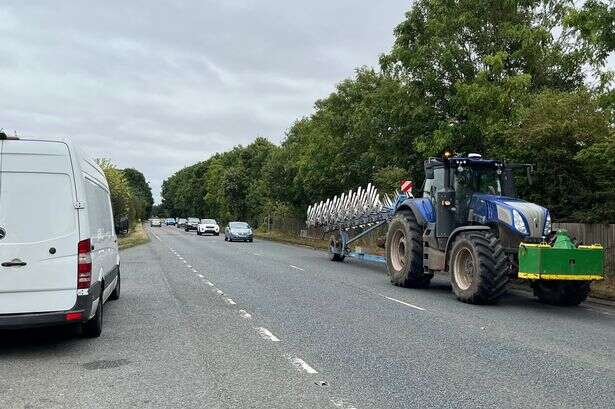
[255,229,615,301]
[590,276,615,301]
[255,230,329,250]
[119,223,150,250]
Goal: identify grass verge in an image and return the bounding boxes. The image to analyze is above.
[255,231,329,250]
[255,230,615,301]
[119,223,150,250]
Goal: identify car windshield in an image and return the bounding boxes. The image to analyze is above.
[202,219,216,224]
[229,222,249,229]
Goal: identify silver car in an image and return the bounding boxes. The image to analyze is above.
[224,222,253,242]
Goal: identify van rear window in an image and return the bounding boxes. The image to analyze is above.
[0,172,77,243]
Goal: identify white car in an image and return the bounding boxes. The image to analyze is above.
[197,219,220,236]
[0,133,120,338]
[150,218,162,227]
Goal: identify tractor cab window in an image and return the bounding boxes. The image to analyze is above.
[454,166,502,196]
[422,167,444,200]
[454,166,502,223]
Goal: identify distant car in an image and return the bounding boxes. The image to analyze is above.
[176,218,187,228]
[224,222,253,242]
[185,217,200,232]
[165,218,176,226]
[197,219,220,236]
[150,218,162,227]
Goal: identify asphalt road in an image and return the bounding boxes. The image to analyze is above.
[1,225,614,409]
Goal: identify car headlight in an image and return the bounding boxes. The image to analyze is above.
[543,212,551,236]
[512,209,528,234]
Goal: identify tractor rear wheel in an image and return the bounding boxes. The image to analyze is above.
[329,234,345,262]
[385,210,431,288]
[449,231,508,304]
[532,281,590,306]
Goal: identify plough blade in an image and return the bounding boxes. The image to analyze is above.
[306,184,411,231]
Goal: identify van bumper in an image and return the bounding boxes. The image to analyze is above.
[0,282,100,330]
[0,310,86,329]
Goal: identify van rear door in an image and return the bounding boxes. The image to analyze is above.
[0,140,79,314]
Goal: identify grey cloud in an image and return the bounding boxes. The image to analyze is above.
[0,1,416,201]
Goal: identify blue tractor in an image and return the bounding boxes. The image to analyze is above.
[308,153,604,305]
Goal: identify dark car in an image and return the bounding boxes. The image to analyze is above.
[224,222,253,242]
[185,217,200,232]
[176,218,187,228]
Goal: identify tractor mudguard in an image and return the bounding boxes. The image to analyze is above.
[397,198,436,226]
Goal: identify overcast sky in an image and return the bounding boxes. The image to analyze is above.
[0,1,412,202]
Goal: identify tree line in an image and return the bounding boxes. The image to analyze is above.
[159,0,615,226]
[98,159,154,232]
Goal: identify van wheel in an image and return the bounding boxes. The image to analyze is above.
[82,298,103,338]
[109,272,120,301]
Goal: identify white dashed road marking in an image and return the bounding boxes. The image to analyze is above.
[216,289,224,295]
[289,265,305,271]
[198,274,204,278]
[285,355,318,374]
[256,327,280,342]
[380,295,425,311]
[224,298,237,305]
[330,398,357,409]
[239,310,252,319]
[206,281,214,287]
[192,268,198,273]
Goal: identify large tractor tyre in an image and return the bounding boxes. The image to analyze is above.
[329,234,345,262]
[385,210,432,288]
[532,281,590,306]
[449,231,508,304]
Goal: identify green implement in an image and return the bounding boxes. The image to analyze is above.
[518,230,604,281]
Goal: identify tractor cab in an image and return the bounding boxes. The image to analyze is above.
[422,154,527,240]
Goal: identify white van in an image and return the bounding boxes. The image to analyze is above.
[0,133,120,337]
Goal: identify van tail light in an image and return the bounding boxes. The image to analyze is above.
[77,239,92,289]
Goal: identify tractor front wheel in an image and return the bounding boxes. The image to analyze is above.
[385,210,431,288]
[449,231,508,304]
[532,281,590,306]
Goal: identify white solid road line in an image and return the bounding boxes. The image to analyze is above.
[256,327,280,342]
[285,355,318,374]
[289,265,305,271]
[330,398,358,409]
[239,309,252,319]
[225,298,237,305]
[381,295,426,311]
